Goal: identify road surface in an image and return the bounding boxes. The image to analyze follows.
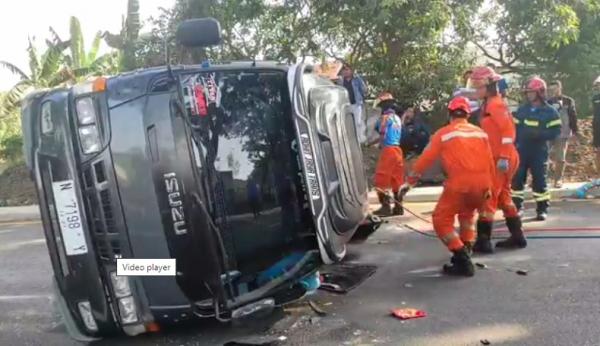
[1,199,600,345]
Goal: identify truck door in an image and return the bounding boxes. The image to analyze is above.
[288,64,369,264]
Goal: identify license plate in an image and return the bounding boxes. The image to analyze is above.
[52,180,88,256]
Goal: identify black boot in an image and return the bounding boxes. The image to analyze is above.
[536,201,549,221]
[443,247,475,277]
[463,242,474,257]
[496,216,527,249]
[373,192,392,217]
[473,220,494,254]
[512,197,524,216]
[392,192,404,216]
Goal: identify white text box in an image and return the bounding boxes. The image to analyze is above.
[117,259,176,276]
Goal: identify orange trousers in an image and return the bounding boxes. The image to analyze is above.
[480,155,519,221]
[374,146,404,192]
[433,185,490,251]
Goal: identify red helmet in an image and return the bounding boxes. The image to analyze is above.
[448,96,472,114]
[468,66,502,88]
[525,77,547,93]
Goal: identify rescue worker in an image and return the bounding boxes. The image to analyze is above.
[467,66,525,252]
[404,96,495,276]
[372,92,404,216]
[513,77,561,221]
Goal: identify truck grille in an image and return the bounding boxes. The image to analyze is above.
[81,160,121,262]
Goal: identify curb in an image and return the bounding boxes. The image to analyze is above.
[0,205,41,223]
[368,183,586,204]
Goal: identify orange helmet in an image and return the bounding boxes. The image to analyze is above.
[448,96,472,114]
[468,66,502,88]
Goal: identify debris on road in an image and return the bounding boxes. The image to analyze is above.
[403,283,414,288]
[475,262,488,269]
[224,335,287,346]
[516,269,529,276]
[319,263,377,294]
[480,339,491,345]
[391,308,427,320]
[308,300,327,316]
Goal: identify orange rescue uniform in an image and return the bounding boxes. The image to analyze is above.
[411,119,495,251]
[374,146,404,192]
[479,95,520,221]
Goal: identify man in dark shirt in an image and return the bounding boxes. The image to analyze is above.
[400,107,430,159]
[337,64,368,143]
[548,80,578,188]
[343,77,356,104]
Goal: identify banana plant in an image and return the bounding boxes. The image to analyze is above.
[66,16,119,78]
[0,36,71,117]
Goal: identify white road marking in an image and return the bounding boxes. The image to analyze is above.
[0,229,17,235]
[0,295,52,301]
[407,266,441,274]
[0,238,46,251]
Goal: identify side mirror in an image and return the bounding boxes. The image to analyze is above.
[176,18,222,48]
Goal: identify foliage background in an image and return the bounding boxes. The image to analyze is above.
[3,0,600,163]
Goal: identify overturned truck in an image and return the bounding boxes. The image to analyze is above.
[21,18,370,339]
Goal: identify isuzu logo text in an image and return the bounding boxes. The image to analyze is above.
[163,172,187,235]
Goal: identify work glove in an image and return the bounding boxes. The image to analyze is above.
[497,158,509,173]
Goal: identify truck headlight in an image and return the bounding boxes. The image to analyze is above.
[75,97,97,125]
[78,125,101,154]
[118,296,139,324]
[110,272,131,298]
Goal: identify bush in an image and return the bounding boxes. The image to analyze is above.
[0,134,23,163]
[0,112,24,164]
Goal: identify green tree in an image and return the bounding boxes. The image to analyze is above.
[466,0,600,114]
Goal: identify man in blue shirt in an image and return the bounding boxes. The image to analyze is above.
[372,93,404,216]
[512,77,561,221]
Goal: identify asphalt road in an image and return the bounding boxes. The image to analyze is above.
[2,200,600,345]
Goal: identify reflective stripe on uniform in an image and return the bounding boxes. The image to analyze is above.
[533,191,551,201]
[524,119,539,127]
[441,231,460,244]
[547,119,562,128]
[512,190,525,199]
[479,211,495,220]
[501,137,513,144]
[440,130,488,142]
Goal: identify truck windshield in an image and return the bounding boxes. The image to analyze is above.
[181,70,310,270]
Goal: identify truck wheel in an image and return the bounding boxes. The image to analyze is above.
[52,279,101,342]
